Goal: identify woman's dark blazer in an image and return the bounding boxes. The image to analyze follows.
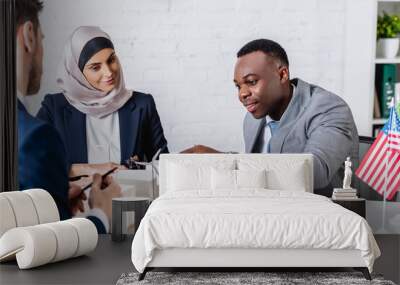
[36,91,169,166]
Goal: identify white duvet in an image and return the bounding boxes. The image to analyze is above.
[131,190,380,273]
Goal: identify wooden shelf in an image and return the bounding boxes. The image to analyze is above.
[375,57,400,64]
[373,2,399,136]
[373,118,387,125]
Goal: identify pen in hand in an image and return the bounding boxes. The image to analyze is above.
[69,174,89,182]
[80,167,119,193]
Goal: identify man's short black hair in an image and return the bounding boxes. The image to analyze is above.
[237,39,289,67]
[15,0,43,32]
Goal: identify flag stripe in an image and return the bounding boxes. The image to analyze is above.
[387,157,400,192]
[375,152,400,195]
[365,146,391,185]
[362,137,388,183]
[356,133,386,177]
[388,132,400,138]
[389,144,400,151]
[386,169,400,200]
[356,132,385,177]
[370,151,397,188]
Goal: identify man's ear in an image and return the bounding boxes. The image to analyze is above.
[21,21,36,54]
[279,66,290,83]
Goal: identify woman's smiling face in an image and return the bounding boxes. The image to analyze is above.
[83,48,120,93]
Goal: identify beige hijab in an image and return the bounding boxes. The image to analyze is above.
[57,26,132,118]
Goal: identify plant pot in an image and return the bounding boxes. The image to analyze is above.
[377,38,400,58]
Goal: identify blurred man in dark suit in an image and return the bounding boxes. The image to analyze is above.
[16,0,121,233]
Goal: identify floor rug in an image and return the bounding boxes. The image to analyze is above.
[117,271,396,285]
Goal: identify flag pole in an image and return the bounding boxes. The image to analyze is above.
[381,143,388,233]
[380,96,397,233]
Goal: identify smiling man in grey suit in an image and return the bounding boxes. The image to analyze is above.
[183,39,359,195]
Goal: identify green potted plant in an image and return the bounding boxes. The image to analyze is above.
[377,12,400,58]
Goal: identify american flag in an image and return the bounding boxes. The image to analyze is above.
[355,104,400,200]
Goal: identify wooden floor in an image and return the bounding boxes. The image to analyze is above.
[373,235,400,284]
[0,235,134,285]
[0,234,398,284]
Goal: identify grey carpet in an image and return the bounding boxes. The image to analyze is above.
[117,271,396,285]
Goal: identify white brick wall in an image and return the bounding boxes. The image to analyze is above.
[26,0,374,152]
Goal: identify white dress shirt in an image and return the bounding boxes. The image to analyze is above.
[259,84,296,153]
[83,111,122,232]
[86,112,121,164]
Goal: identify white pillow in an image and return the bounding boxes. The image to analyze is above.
[167,162,210,191]
[211,168,267,190]
[266,165,307,191]
[237,169,267,189]
[211,168,236,189]
[167,159,235,192]
[238,159,308,191]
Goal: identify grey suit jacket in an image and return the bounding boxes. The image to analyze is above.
[243,78,359,194]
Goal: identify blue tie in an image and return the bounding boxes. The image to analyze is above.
[267,121,279,153]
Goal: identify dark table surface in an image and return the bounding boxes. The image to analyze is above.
[0,234,134,285]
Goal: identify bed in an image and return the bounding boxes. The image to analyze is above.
[131,154,380,280]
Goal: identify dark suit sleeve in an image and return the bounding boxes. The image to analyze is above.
[304,100,357,189]
[87,216,106,234]
[19,121,108,233]
[18,123,71,220]
[36,95,55,125]
[143,95,169,160]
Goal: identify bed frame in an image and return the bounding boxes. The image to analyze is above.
[138,154,372,281]
[139,248,371,280]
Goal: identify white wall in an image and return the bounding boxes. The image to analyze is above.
[342,0,376,139]
[27,0,375,152]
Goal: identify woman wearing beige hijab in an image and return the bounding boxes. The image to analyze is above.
[37,26,168,177]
